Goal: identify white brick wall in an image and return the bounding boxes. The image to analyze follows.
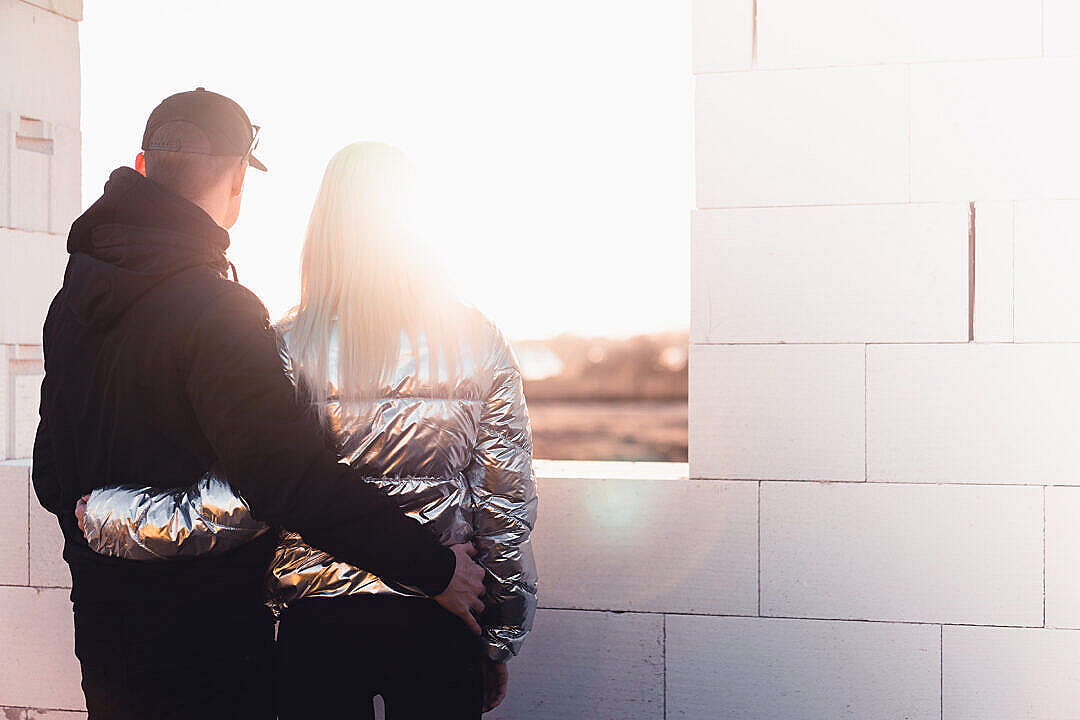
[488,609,664,720]
[756,0,1041,69]
[911,59,1080,202]
[0,1,80,129]
[868,344,1080,485]
[761,482,1043,625]
[667,616,941,719]
[692,204,969,343]
[974,202,1014,342]
[943,626,1080,719]
[0,586,83,711]
[691,0,752,73]
[533,475,757,614]
[695,65,909,208]
[691,1,1080,716]
[691,344,864,481]
[1013,200,1080,342]
[1045,487,1080,629]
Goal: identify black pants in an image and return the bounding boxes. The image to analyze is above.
[276,595,483,720]
[73,600,275,720]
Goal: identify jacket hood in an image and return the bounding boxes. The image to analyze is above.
[63,167,232,329]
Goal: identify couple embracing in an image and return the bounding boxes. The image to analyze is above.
[33,88,537,720]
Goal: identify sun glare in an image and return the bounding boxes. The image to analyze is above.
[79,0,691,341]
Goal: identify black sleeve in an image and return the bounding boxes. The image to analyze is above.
[32,387,62,516]
[183,285,455,596]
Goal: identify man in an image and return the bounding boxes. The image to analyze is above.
[32,88,485,719]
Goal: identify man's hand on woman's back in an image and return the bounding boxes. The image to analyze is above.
[434,543,487,635]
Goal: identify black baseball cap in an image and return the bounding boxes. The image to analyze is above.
[141,87,266,171]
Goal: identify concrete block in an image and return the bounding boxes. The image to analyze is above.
[667,615,940,720]
[0,709,25,720]
[0,230,66,346]
[49,124,80,234]
[13,373,42,459]
[0,587,83,711]
[911,58,1080,202]
[488,609,663,720]
[0,0,80,128]
[1014,200,1080,342]
[690,344,864,481]
[1,346,45,462]
[692,0,753,73]
[692,204,969,343]
[1044,0,1080,56]
[974,202,1014,342]
[943,626,1080,719]
[761,482,1043,625]
[0,463,29,585]
[3,114,81,234]
[868,344,1080,484]
[756,0,1040,68]
[533,476,757,614]
[695,65,908,208]
[1046,487,1080,628]
[29,494,67,588]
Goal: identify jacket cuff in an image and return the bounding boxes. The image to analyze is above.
[485,642,513,663]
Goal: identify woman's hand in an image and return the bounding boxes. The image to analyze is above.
[481,658,508,712]
[75,494,90,534]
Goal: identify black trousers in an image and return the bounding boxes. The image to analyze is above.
[73,599,276,720]
[276,594,483,720]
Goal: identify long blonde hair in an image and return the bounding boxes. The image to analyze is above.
[288,142,462,417]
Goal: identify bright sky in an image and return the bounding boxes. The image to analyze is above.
[80,1,691,341]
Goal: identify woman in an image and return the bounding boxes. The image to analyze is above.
[77,142,538,719]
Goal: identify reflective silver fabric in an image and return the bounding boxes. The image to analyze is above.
[82,308,538,662]
[84,474,269,560]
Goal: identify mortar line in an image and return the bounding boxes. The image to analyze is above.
[939,624,944,720]
[1043,485,1047,627]
[906,65,912,203]
[751,0,758,67]
[26,464,31,585]
[1011,202,1016,341]
[864,344,869,482]
[1042,0,1046,56]
[662,614,668,720]
[968,201,976,342]
[688,476,1068,489]
[757,480,762,615]
[532,606,1050,629]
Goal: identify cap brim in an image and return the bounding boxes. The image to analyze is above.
[248,154,267,172]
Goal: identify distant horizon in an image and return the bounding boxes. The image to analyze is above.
[79,1,692,342]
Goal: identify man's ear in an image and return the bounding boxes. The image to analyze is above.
[231,160,248,198]
[134,152,146,176]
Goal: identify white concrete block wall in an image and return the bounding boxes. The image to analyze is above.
[695,65,909,208]
[0,0,77,467]
[533,473,757,614]
[692,204,969,343]
[755,0,1041,69]
[1,3,82,716]
[691,344,864,481]
[667,616,941,720]
[761,482,1043,625]
[691,0,1080,716]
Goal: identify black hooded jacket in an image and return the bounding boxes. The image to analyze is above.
[33,167,455,606]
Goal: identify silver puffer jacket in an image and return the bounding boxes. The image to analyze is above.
[82,308,538,662]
